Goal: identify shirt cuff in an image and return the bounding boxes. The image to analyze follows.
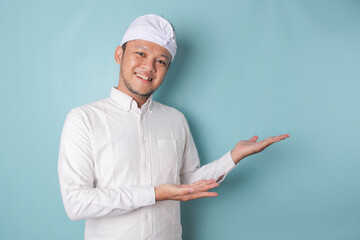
[220,151,236,171]
[132,186,156,208]
[216,151,236,183]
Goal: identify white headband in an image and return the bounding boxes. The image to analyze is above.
[120,14,177,61]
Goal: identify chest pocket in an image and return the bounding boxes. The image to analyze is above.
[153,139,184,184]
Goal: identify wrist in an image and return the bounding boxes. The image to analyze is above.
[155,187,160,201]
[230,150,243,164]
[155,186,165,201]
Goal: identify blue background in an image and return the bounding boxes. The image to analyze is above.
[1,0,359,239]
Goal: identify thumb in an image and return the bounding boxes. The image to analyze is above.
[249,135,259,142]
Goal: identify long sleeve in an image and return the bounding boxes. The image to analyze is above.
[58,109,155,221]
[179,114,236,184]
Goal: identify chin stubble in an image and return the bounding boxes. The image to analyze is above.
[122,73,153,98]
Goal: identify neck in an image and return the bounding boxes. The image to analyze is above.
[116,86,149,108]
[132,95,149,108]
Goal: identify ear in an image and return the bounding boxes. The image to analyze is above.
[114,46,123,65]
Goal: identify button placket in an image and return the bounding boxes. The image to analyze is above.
[141,113,151,185]
[140,112,153,240]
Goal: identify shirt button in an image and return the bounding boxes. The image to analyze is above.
[145,215,149,220]
[143,139,146,144]
[144,163,148,169]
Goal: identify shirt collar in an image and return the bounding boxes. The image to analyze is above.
[110,87,153,112]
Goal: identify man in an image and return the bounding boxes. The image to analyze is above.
[58,14,289,240]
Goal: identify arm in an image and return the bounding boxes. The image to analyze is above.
[153,134,290,202]
[179,115,236,184]
[179,114,290,185]
[58,109,155,221]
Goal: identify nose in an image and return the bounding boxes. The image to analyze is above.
[142,57,156,73]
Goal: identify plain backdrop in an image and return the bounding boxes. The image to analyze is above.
[1,0,359,239]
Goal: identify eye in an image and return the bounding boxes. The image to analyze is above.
[136,52,145,56]
[156,59,167,65]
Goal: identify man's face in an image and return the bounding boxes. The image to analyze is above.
[115,39,172,100]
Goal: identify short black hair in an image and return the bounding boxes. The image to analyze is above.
[121,42,127,54]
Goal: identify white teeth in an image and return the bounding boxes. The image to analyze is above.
[136,73,152,81]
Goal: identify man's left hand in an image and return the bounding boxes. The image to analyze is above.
[231,134,290,164]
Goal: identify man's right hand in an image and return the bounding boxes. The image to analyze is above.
[155,179,219,201]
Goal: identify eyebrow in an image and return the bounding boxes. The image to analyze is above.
[135,46,149,51]
[159,54,170,62]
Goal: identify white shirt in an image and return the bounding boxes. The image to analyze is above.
[58,88,236,240]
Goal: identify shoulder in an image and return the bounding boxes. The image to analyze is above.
[66,97,112,126]
[68,98,111,118]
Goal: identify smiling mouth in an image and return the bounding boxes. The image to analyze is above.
[135,73,153,81]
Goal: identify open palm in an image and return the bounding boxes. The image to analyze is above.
[231,134,290,164]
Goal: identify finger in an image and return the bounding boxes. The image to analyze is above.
[175,191,218,201]
[266,137,280,143]
[190,179,215,188]
[249,135,259,142]
[189,179,211,187]
[273,134,290,140]
[269,135,290,143]
[188,191,218,199]
[259,134,289,148]
[191,182,219,193]
[264,135,284,143]
[178,180,216,194]
[279,134,290,139]
[186,180,215,192]
[179,181,219,195]
[192,180,218,189]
